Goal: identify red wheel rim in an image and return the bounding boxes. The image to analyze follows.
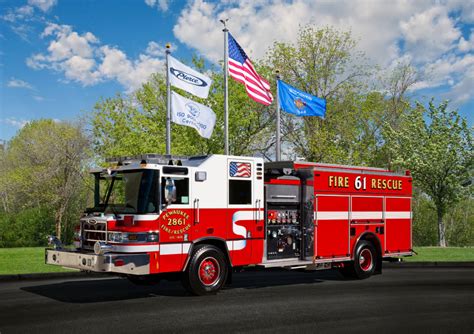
[359,248,373,272]
[198,257,220,286]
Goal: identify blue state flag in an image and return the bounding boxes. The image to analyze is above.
[277,80,326,117]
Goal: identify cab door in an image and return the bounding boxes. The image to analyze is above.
[157,167,193,272]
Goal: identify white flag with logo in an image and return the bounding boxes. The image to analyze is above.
[168,55,212,99]
[171,91,216,139]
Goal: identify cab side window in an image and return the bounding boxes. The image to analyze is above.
[229,180,252,205]
[161,177,189,205]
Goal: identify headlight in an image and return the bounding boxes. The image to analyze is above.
[108,232,124,243]
[147,232,159,242]
[107,231,159,243]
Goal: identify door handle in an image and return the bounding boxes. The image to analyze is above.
[194,198,200,225]
[255,199,261,222]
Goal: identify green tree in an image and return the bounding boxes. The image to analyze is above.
[1,119,91,242]
[266,26,371,164]
[444,198,474,246]
[380,62,419,169]
[387,100,473,246]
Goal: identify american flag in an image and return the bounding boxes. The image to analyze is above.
[229,162,251,178]
[228,33,273,106]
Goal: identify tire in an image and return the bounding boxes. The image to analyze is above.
[127,274,161,286]
[340,241,377,279]
[181,244,228,296]
[353,241,377,279]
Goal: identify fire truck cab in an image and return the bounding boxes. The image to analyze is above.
[46,154,412,295]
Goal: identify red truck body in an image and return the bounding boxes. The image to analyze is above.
[46,154,412,295]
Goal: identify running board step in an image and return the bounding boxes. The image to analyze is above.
[259,260,334,270]
[260,259,314,268]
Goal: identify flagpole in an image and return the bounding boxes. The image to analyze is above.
[275,71,281,161]
[165,43,171,155]
[220,19,229,155]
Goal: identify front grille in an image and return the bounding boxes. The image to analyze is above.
[81,218,107,250]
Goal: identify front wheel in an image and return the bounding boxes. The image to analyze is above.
[181,245,228,295]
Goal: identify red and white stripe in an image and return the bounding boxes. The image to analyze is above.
[228,58,273,106]
[235,163,251,177]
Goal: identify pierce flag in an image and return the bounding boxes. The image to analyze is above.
[171,91,216,139]
[168,55,212,99]
[277,80,326,117]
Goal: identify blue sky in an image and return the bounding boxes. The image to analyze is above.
[1,0,473,141]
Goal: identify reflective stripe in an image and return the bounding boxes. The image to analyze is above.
[116,214,160,221]
[386,211,411,219]
[316,212,349,220]
[160,244,183,255]
[183,243,191,254]
[112,245,160,252]
[226,240,247,251]
[316,211,411,220]
[160,243,192,255]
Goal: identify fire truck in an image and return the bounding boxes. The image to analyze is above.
[46,154,413,295]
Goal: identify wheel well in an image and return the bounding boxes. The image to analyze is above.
[357,233,382,274]
[185,238,232,271]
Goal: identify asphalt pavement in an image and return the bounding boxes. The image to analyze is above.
[0,267,473,333]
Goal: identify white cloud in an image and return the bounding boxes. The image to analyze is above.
[1,3,49,41]
[446,0,474,23]
[145,41,161,56]
[27,23,101,85]
[173,0,474,107]
[99,46,164,92]
[173,0,436,65]
[145,41,177,56]
[6,78,35,90]
[411,54,474,105]
[2,5,34,23]
[33,95,45,101]
[28,0,57,12]
[400,6,461,62]
[0,118,29,129]
[458,31,474,53]
[145,0,171,12]
[27,23,165,92]
[17,5,35,16]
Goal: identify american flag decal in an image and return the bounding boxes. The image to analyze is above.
[229,162,251,178]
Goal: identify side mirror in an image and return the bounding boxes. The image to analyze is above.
[164,178,177,205]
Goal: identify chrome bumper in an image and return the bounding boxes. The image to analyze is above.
[45,249,150,275]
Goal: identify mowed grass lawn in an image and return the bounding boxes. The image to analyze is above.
[402,247,474,262]
[0,246,472,275]
[0,247,76,275]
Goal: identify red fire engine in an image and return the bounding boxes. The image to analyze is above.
[46,154,413,295]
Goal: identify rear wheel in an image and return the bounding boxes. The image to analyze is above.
[181,245,228,295]
[340,241,377,279]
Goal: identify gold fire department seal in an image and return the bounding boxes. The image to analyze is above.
[160,209,191,235]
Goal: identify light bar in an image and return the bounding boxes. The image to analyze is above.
[105,154,190,166]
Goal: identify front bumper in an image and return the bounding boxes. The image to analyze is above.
[45,249,150,275]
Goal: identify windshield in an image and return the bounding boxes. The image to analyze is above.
[89,169,160,214]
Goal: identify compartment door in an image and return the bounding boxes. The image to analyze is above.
[314,195,350,259]
[385,197,412,253]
